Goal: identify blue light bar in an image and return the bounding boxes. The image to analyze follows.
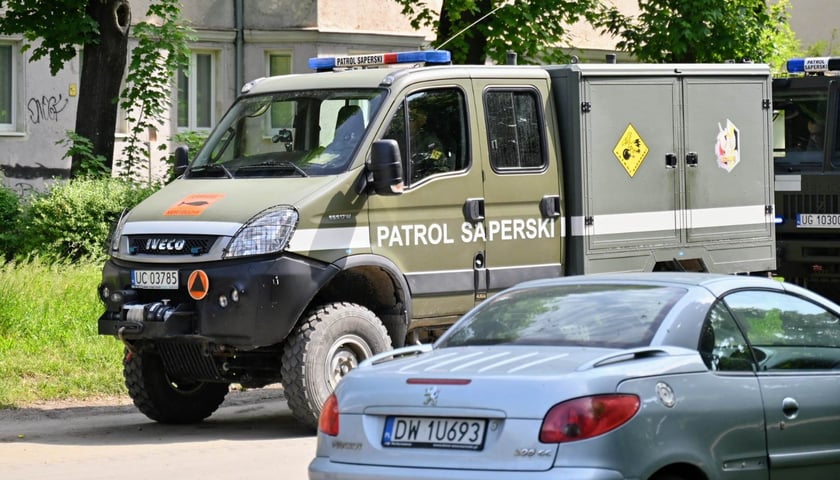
[786,57,840,74]
[309,50,451,71]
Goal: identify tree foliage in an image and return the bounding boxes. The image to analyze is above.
[0,0,98,75]
[593,0,795,66]
[118,0,194,183]
[395,0,598,65]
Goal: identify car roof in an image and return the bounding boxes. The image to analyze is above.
[514,271,786,296]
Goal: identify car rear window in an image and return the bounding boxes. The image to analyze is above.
[437,284,686,349]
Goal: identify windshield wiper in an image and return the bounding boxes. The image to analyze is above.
[186,163,234,179]
[238,160,309,177]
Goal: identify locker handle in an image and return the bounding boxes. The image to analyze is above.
[686,152,699,167]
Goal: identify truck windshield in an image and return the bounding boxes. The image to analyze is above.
[187,89,386,178]
[773,87,840,171]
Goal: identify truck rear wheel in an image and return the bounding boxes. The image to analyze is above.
[281,302,392,429]
[123,348,230,424]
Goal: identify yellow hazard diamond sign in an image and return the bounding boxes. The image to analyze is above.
[613,124,649,177]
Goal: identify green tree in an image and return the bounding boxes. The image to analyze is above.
[594,0,796,66]
[394,0,598,65]
[0,0,189,178]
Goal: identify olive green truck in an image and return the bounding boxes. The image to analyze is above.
[98,51,776,429]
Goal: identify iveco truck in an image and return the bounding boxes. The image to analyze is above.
[98,50,776,429]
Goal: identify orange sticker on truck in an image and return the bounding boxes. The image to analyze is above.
[164,194,225,216]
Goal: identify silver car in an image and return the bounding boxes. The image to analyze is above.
[309,272,840,479]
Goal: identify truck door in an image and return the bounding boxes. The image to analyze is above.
[368,82,484,320]
[682,77,773,243]
[473,78,563,297]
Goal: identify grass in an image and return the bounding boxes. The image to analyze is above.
[0,258,125,408]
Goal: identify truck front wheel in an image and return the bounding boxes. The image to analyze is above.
[123,348,230,424]
[281,302,392,429]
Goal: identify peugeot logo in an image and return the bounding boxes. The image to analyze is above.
[423,386,439,406]
[145,238,186,251]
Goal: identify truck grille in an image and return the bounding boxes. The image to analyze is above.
[157,341,222,381]
[780,193,840,220]
[127,235,217,256]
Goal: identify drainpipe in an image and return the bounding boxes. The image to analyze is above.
[234,0,244,89]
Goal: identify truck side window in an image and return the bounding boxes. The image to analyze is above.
[484,89,545,170]
[382,88,468,187]
[773,93,828,168]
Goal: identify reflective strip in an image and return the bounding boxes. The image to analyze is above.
[122,221,242,236]
[571,205,768,237]
[288,227,371,252]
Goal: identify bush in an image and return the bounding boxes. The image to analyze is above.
[0,183,22,260]
[17,178,159,261]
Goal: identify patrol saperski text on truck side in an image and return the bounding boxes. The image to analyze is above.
[97,50,776,429]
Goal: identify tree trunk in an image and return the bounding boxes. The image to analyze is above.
[439,0,490,65]
[72,0,131,177]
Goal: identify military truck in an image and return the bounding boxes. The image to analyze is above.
[772,57,840,300]
[98,51,776,429]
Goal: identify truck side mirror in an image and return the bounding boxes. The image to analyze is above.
[174,146,189,177]
[369,140,404,195]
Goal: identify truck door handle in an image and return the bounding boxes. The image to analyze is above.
[540,195,561,218]
[665,153,677,168]
[463,198,485,223]
[686,152,699,167]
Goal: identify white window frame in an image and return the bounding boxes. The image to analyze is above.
[0,41,18,133]
[177,50,216,131]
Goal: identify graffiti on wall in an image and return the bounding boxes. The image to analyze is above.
[27,93,70,124]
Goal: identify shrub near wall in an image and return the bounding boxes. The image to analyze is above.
[18,178,158,261]
[0,185,21,260]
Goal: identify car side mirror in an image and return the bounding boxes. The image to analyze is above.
[369,140,404,195]
[174,146,189,177]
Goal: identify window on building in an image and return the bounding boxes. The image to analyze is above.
[177,52,215,130]
[484,89,546,170]
[267,53,293,132]
[0,43,14,129]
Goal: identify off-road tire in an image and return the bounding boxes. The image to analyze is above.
[281,302,392,430]
[123,348,230,424]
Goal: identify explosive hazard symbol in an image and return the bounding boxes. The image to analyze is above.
[613,124,649,177]
[164,194,225,216]
[187,270,210,301]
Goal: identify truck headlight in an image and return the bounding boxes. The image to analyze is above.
[224,206,299,258]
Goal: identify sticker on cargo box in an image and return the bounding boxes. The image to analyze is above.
[164,194,225,216]
[613,124,649,177]
[715,119,740,172]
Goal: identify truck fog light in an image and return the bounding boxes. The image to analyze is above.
[218,295,229,308]
[110,291,124,304]
[230,288,240,303]
[100,285,111,300]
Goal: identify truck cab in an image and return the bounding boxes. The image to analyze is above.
[773,57,840,298]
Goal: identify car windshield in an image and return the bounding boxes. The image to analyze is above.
[437,284,686,349]
[186,88,386,178]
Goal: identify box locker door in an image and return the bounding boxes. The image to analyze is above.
[682,77,773,243]
[583,78,682,251]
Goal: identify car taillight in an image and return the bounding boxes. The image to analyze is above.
[319,393,340,436]
[539,394,640,443]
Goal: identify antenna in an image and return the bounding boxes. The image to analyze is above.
[437,3,508,50]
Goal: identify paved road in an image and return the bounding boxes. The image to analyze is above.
[0,387,317,479]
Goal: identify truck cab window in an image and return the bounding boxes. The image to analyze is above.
[484,89,546,170]
[774,91,830,169]
[382,88,468,186]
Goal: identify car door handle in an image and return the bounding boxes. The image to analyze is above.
[540,195,561,218]
[781,397,799,419]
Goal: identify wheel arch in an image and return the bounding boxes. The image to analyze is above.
[648,462,709,480]
[312,254,412,347]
